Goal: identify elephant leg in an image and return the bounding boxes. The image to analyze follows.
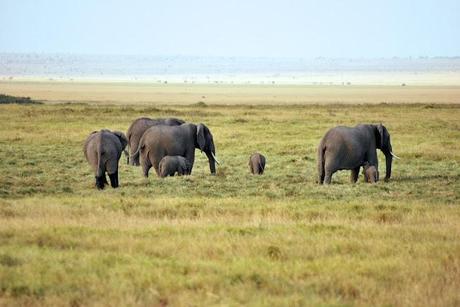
[323,171,332,184]
[109,171,119,188]
[140,151,154,177]
[323,158,336,184]
[317,164,325,183]
[95,175,106,190]
[133,154,140,166]
[129,139,141,166]
[142,162,151,178]
[185,151,195,175]
[318,172,325,184]
[154,165,161,176]
[350,167,360,183]
[147,151,162,177]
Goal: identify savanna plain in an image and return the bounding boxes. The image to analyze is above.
[0,82,460,306]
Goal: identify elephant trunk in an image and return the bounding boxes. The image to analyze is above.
[205,151,217,175]
[384,152,392,181]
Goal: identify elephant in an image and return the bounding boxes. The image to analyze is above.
[126,117,185,166]
[83,129,128,189]
[362,162,378,183]
[249,152,266,175]
[159,155,191,177]
[133,123,219,177]
[317,124,399,184]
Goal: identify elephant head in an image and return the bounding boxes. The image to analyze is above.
[196,123,219,174]
[113,131,129,157]
[375,124,398,181]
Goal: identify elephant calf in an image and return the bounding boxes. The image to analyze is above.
[363,162,378,183]
[83,129,128,189]
[159,155,191,177]
[249,152,266,175]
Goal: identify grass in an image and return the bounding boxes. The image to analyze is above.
[0,101,459,306]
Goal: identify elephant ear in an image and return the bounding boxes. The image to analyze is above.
[196,124,206,151]
[113,131,128,150]
[377,124,385,149]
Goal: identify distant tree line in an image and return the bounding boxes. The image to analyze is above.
[0,94,42,104]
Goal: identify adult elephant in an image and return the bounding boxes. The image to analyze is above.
[83,129,128,189]
[126,117,185,165]
[133,123,219,177]
[317,124,399,184]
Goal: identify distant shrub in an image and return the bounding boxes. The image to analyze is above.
[191,101,207,107]
[0,94,42,105]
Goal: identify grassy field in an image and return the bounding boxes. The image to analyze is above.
[0,91,460,305]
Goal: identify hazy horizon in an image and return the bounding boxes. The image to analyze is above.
[2,53,460,86]
[2,51,460,60]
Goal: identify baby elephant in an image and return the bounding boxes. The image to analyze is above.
[84,129,128,189]
[158,156,191,178]
[249,152,266,175]
[363,162,378,183]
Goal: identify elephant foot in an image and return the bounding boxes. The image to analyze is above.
[109,172,119,188]
[131,157,141,166]
[95,176,106,190]
[323,174,332,184]
[350,167,360,183]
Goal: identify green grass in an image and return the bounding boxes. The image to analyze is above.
[0,103,459,306]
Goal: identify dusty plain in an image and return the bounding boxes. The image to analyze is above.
[1,80,460,104]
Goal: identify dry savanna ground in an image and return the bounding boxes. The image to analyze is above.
[1,80,460,104]
[0,83,459,306]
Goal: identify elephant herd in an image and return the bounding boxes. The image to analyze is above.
[83,117,219,189]
[84,116,398,190]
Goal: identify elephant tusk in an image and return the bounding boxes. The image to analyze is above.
[390,151,401,159]
[211,152,220,165]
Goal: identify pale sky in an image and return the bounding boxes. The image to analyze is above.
[1,0,459,57]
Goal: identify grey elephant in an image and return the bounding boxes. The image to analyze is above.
[159,155,191,177]
[317,124,399,184]
[249,152,266,175]
[126,117,185,166]
[83,129,128,189]
[362,162,378,183]
[132,123,219,177]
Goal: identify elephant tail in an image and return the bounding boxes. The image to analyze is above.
[130,143,144,165]
[317,142,326,184]
[96,138,105,178]
[125,132,131,164]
